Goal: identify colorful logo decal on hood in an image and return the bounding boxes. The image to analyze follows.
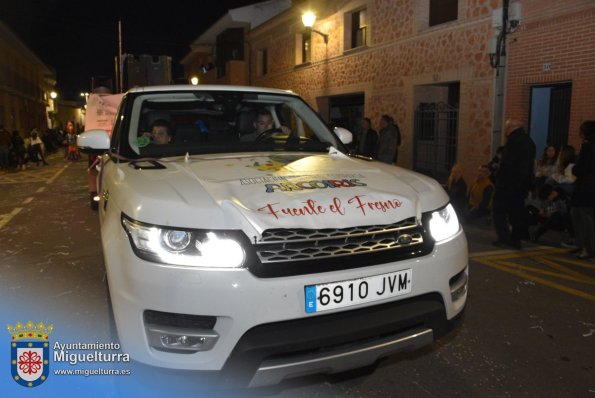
[246,155,307,172]
[265,178,366,193]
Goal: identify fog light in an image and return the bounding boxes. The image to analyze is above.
[147,326,219,353]
[450,271,468,302]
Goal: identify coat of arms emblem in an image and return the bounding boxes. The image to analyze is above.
[8,321,52,387]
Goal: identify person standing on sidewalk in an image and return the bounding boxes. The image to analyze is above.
[358,117,378,158]
[0,124,11,170]
[30,129,49,166]
[492,119,536,249]
[376,115,401,164]
[64,121,79,161]
[569,120,595,260]
[11,130,26,170]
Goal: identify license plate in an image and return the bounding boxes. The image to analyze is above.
[304,269,412,313]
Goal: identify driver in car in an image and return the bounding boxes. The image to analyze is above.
[240,109,289,142]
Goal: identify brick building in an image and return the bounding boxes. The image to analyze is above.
[183,0,595,183]
[0,21,56,135]
[504,0,595,155]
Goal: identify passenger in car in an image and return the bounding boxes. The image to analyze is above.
[139,119,172,146]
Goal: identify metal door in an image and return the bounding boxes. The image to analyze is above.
[413,102,458,183]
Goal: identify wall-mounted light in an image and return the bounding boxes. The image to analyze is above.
[190,76,199,85]
[50,91,58,99]
[301,11,329,44]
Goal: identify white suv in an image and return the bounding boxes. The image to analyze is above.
[78,85,468,387]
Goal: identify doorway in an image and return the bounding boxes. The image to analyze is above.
[328,94,365,133]
[413,82,460,183]
[529,83,572,156]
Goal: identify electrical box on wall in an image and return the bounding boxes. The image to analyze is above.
[492,2,522,30]
[492,8,503,29]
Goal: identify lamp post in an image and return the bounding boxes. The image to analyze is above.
[301,11,329,44]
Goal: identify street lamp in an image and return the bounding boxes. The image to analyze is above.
[190,76,199,85]
[50,91,58,99]
[301,11,329,44]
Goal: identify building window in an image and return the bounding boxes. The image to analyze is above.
[351,9,367,48]
[295,31,311,65]
[257,48,268,76]
[344,8,368,51]
[429,0,458,26]
[302,30,311,63]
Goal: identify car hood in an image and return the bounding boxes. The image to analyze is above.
[114,151,448,235]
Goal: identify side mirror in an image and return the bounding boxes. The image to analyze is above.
[333,127,353,145]
[77,129,110,154]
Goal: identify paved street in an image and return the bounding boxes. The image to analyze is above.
[1,155,593,397]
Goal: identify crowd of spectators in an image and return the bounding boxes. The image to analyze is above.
[0,124,76,171]
[443,119,595,261]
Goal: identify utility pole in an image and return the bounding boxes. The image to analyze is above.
[489,0,521,157]
[118,20,123,93]
[490,0,509,158]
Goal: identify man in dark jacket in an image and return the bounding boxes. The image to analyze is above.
[492,119,536,249]
[358,117,378,158]
[375,115,401,164]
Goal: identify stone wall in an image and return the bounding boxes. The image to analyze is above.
[248,0,595,184]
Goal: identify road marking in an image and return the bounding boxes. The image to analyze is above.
[22,197,33,204]
[477,255,595,302]
[535,256,595,284]
[46,164,68,184]
[470,246,562,259]
[496,260,595,285]
[36,187,45,193]
[547,255,595,270]
[0,208,23,230]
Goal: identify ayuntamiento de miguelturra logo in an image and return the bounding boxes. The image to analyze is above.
[8,321,52,387]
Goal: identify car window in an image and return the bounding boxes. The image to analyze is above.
[121,91,339,159]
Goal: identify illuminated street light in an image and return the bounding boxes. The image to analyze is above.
[50,91,58,99]
[190,76,199,85]
[301,11,328,44]
[301,11,316,28]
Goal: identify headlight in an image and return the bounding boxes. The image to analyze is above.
[428,204,460,242]
[122,215,246,268]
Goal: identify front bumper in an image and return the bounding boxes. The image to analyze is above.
[103,222,468,384]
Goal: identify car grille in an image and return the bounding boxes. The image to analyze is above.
[255,217,424,263]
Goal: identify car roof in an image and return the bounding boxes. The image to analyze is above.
[126,85,297,96]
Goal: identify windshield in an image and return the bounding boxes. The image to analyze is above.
[121,90,340,158]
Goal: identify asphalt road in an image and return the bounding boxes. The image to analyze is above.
[1,154,593,397]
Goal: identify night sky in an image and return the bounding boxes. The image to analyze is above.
[2,0,262,100]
